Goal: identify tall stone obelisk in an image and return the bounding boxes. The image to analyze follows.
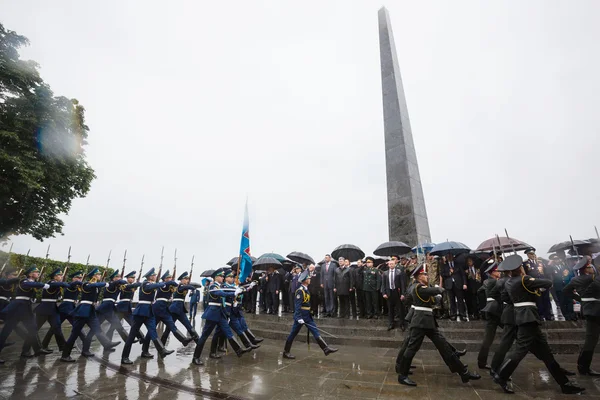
[378,7,431,247]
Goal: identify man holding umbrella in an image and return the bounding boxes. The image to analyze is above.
[441,254,467,321]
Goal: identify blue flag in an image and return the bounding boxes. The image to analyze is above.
[238,200,253,282]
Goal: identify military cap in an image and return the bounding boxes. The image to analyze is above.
[161,270,172,281]
[49,268,63,278]
[108,270,119,280]
[549,254,560,261]
[24,265,40,276]
[86,268,100,279]
[365,256,375,263]
[498,254,523,272]
[2,267,17,276]
[178,271,189,280]
[144,268,157,279]
[485,262,498,274]
[69,271,83,279]
[212,268,227,278]
[410,263,427,278]
[299,269,310,282]
[524,248,536,255]
[572,257,590,271]
[225,269,235,278]
[124,271,136,278]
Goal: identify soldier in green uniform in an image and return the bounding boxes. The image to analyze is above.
[494,254,584,394]
[362,257,381,319]
[477,262,502,370]
[396,263,480,387]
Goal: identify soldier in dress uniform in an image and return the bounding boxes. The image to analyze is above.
[396,264,480,387]
[563,257,600,375]
[60,268,121,362]
[0,268,29,340]
[160,271,200,344]
[191,268,250,365]
[27,269,71,354]
[107,271,144,342]
[0,266,52,363]
[143,270,192,358]
[282,269,338,359]
[121,268,174,364]
[493,255,583,394]
[362,257,381,319]
[476,262,502,370]
[488,265,516,375]
[523,248,537,275]
[93,270,129,342]
[41,270,86,350]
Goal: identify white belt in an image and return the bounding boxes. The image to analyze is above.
[412,306,433,312]
[514,302,536,307]
[487,298,495,302]
[172,298,184,302]
[581,298,600,302]
[208,302,222,306]
[155,298,169,302]
[80,300,94,305]
[41,299,57,302]
[15,296,31,301]
[0,296,8,301]
[102,298,116,302]
[138,300,152,304]
[118,299,131,302]
[62,299,75,303]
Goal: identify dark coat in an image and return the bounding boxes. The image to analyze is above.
[408,284,443,330]
[479,278,501,317]
[334,267,354,296]
[440,262,466,290]
[266,272,280,293]
[563,274,600,318]
[505,275,553,325]
[489,276,513,325]
[381,267,406,296]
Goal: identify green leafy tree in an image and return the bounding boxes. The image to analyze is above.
[0,23,95,241]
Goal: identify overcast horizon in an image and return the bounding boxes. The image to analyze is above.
[1,1,599,271]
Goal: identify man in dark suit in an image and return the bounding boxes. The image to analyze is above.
[265,267,280,314]
[523,248,538,275]
[441,254,467,321]
[320,254,337,317]
[464,256,481,320]
[307,264,321,316]
[381,256,407,330]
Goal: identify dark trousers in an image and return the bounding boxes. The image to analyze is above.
[324,287,335,315]
[282,287,290,311]
[491,323,517,371]
[356,288,365,317]
[189,302,199,320]
[536,291,553,320]
[266,292,279,314]
[35,312,66,349]
[448,286,466,318]
[0,306,40,353]
[498,322,568,386]
[64,314,112,353]
[42,311,86,348]
[96,310,130,341]
[578,316,600,372]
[364,290,379,317]
[259,290,267,312]
[349,290,357,318]
[161,311,195,342]
[562,293,575,320]
[193,318,234,357]
[397,327,464,376]
[477,314,500,366]
[386,291,404,326]
[286,317,320,348]
[465,290,479,317]
[338,295,349,318]
[121,315,159,359]
[309,290,320,315]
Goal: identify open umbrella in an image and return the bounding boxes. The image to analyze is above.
[258,253,286,263]
[411,243,436,254]
[454,252,483,268]
[477,236,533,253]
[374,241,411,257]
[253,257,282,270]
[286,251,315,266]
[200,269,215,277]
[280,259,300,272]
[227,256,258,266]
[430,241,471,256]
[548,239,590,254]
[331,244,365,262]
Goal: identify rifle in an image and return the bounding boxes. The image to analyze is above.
[157,246,164,282]
[0,242,14,275]
[110,249,126,281]
[100,250,112,281]
[63,246,72,280]
[136,254,145,282]
[189,255,195,281]
[172,248,178,280]
[38,244,51,282]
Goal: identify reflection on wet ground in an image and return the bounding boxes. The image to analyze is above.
[0,329,599,399]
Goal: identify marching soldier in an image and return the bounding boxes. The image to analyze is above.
[282,269,338,359]
[362,257,381,319]
[0,268,29,340]
[488,264,516,375]
[493,255,583,394]
[160,271,200,343]
[60,268,121,362]
[396,264,480,387]
[93,271,129,342]
[0,266,52,363]
[107,271,144,342]
[121,268,174,364]
[192,268,250,365]
[477,263,502,370]
[563,256,600,375]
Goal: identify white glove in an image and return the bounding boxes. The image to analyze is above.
[434,284,439,287]
[233,301,239,308]
[250,281,258,289]
[105,283,110,288]
[298,319,305,324]
[43,284,50,290]
[234,287,243,296]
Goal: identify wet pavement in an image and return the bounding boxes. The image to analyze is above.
[1,324,600,400]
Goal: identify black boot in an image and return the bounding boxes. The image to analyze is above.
[283,339,295,359]
[192,338,206,365]
[577,351,600,375]
[141,339,154,358]
[217,335,227,353]
[97,333,120,352]
[228,337,251,357]
[245,329,263,344]
[459,367,481,383]
[153,339,174,358]
[316,336,338,356]
[209,335,221,359]
[173,329,193,346]
[239,332,260,350]
[60,342,76,363]
[398,375,417,386]
[561,382,585,394]
[121,341,134,364]
[41,330,53,350]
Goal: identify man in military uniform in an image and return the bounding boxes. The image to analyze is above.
[93,270,129,343]
[283,269,338,359]
[121,268,174,364]
[563,257,600,375]
[523,248,538,275]
[494,255,583,394]
[0,268,32,344]
[0,266,52,363]
[161,271,200,344]
[107,271,144,342]
[488,265,516,375]
[476,263,502,370]
[396,264,480,387]
[60,268,121,362]
[362,257,381,319]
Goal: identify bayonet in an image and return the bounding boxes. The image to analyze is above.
[157,246,164,282]
[63,246,72,280]
[189,255,195,281]
[173,248,178,279]
[136,254,145,282]
[0,242,13,275]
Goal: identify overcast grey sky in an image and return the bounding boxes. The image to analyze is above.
[2,1,599,272]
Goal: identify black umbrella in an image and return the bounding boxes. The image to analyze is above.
[331,244,365,262]
[253,257,282,270]
[548,240,589,254]
[227,256,258,266]
[430,241,471,257]
[373,241,411,257]
[280,259,300,272]
[454,252,483,269]
[200,269,215,277]
[258,253,286,263]
[287,251,315,266]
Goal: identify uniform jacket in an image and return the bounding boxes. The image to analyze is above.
[202,282,236,322]
[478,278,501,317]
[293,284,313,322]
[96,279,126,315]
[72,281,107,318]
[169,283,196,315]
[58,281,83,314]
[0,279,45,318]
[489,277,513,325]
[116,282,141,313]
[152,281,178,318]
[505,275,553,325]
[563,274,600,318]
[35,280,70,316]
[408,284,443,330]
[134,281,165,317]
[362,267,381,292]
